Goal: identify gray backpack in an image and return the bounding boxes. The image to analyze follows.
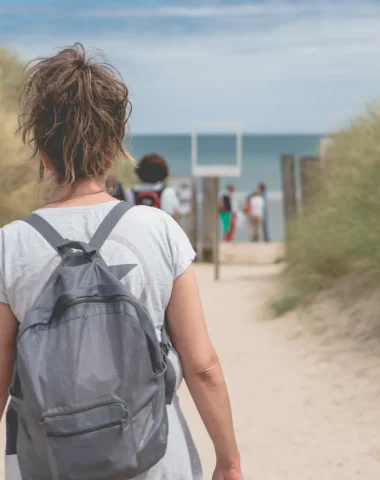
[8,202,176,480]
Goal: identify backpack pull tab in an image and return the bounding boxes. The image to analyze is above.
[57,240,97,260]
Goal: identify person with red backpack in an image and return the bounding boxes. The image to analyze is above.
[125,153,180,221]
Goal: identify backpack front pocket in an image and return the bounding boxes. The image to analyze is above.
[41,402,128,437]
[41,402,139,480]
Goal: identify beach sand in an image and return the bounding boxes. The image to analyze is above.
[1,245,379,479]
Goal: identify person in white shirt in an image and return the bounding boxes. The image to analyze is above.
[125,153,180,221]
[249,190,265,242]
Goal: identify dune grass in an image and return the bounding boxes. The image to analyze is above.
[0,49,40,226]
[0,48,25,110]
[271,294,301,317]
[280,106,380,313]
[112,152,138,189]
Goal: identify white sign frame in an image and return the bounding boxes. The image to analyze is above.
[191,123,243,177]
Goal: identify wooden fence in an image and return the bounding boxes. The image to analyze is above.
[281,154,322,234]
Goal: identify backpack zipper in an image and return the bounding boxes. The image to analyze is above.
[19,294,149,339]
[60,295,132,312]
[46,420,123,438]
[41,400,119,419]
[41,401,128,438]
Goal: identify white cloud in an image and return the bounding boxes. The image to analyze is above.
[79,2,380,19]
[82,4,313,18]
[4,1,380,133]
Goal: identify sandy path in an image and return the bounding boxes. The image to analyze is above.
[1,262,379,479]
[179,264,380,479]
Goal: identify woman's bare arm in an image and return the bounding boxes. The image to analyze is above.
[167,266,242,478]
[0,302,18,421]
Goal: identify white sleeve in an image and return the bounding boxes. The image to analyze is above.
[163,213,196,279]
[161,187,180,217]
[231,193,239,213]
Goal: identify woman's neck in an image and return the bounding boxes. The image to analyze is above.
[45,177,116,208]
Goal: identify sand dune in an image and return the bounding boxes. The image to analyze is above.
[1,253,379,479]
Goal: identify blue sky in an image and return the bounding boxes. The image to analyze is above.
[1,0,380,133]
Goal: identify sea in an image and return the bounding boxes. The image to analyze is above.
[129,134,323,242]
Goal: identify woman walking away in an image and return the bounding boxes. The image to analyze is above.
[125,153,181,221]
[0,44,242,480]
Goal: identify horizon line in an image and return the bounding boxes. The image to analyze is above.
[130,131,328,137]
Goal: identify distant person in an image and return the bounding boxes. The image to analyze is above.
[106,174,126,201]
[125,153,180,221]
[259,181,270,242]
[218,184,237,242]
[248,190,265,242]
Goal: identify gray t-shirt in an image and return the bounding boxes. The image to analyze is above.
[0,201,202,480]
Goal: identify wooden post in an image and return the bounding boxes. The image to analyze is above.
[188,176,198,256]
[213,177,220,281]
[202,177,219,269]
[281,154,297,225]
[319,137,333,168]
[300,156,321,208]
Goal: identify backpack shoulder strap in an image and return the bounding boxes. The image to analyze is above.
[23,214,66,254]
[90,201,129,251]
